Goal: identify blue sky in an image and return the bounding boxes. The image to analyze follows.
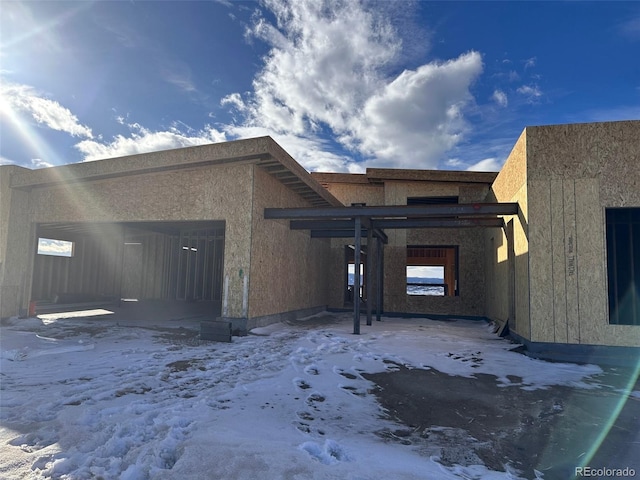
[1,1,639,173]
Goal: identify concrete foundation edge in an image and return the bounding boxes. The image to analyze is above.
[218,305,327,336]
[509,331,640,367]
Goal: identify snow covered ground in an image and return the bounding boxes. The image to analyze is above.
[0,312,621,479]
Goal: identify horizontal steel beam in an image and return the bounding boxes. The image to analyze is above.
[290,220,355,230]
[311,230,367,238]
[265,203,518,219]
[373,218,505,229]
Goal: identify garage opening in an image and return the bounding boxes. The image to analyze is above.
[31,221,225,313]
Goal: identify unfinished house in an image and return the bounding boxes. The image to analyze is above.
[1,120,639,362]
[484,121,640,362]
[0,137,340,332]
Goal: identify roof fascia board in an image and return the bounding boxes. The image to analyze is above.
[10,137,277,189]
[365,168,498,184]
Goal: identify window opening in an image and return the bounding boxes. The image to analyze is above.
[344,245,366,305]
[406,246,458,297]
[37,238,74,257]
[606,208,640,325]
[407,265,445,296]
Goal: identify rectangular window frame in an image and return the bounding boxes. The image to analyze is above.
[36,237,75,257]
[406,245,459,297]
[606,208,640,325]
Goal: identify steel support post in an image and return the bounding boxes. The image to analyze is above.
[353,216,361,334]
[366,225,373,326]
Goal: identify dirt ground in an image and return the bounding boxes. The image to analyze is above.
[7,310,639,479]
[364,364,640,480]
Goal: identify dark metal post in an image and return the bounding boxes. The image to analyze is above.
[376,236,383,322]
[366,226,373,326]
[353,216,361,334]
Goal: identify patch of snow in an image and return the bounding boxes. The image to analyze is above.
[0,314,607,479]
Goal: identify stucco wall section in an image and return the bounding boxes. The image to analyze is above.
[249,166,330,318]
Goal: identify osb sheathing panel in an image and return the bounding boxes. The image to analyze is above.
[321,183,383,206]
[327,242,347,309]
[483,227,508,323]
[528,180,554,342]
[550,179,568,343]
[512,184,530,340]
[249,166,330,318]
[405,181,460,198]
[485,131,530,339]
[384,182,407,247]
[27,164,251,223]
[0,166,16,267]
[24,164,254,318]
[10,137,273,189]
[459,185,491,203]
[383,247,407,312]
[491,130,527,202]
[526,121,640,346]
[0,187,35,317]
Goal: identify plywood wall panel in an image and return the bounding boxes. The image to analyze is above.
[550,179,568,343]
[485,131,529,337]
[528,180,554,342]
[525,121,640,347]
[575,178,608,343]
[248,167,330,319]
[562,180,580,343]
[321,183,383,206]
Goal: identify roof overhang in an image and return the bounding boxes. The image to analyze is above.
[9,137,342,208]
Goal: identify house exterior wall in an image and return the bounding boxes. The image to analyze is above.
[322,176,494,317]
[402,182,489,316]
[1,162,255,318]
[248,166,331,323]
[0,166,34,317]
[525,121,640,347]
[484,130,530,339]
[321,181,384,206]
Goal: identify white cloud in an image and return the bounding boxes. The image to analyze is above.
[224,0,483,170]
[618,15,640,40]
[224,124,361,173]
[517,84,542,103]
[491,89,508,107]
[445,158,463,168]
[0,81,93,138]
[29,158,54,169]
[76,123,227,161]
[354,51,483,168]
[466,157,501,172]
[523,56,536,69]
